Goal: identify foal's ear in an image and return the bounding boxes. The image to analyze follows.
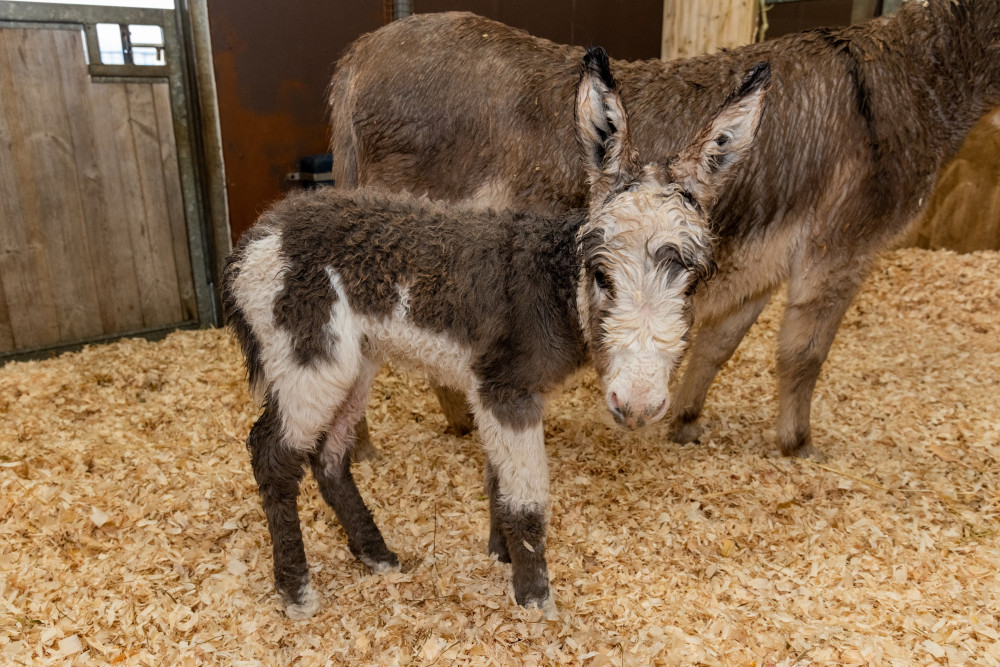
[672,62,770,208]
[575,46,641,206]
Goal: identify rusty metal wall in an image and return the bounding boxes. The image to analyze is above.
[207,1,384,242]
[414,0,663,62]
[211,2,660,242]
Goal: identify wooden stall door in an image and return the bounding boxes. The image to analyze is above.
[0,25,195,356]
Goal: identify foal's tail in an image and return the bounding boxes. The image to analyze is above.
[222,228,270,405]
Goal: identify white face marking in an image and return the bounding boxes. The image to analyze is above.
[470,396,549,514]
[578,180,713,428]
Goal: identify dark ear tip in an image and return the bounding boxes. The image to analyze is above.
[738,61,771,96]
[582,45,615,88]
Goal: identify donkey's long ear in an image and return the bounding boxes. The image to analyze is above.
[672,62,771,208]
[575,46,641,205]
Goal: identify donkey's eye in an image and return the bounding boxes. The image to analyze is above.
[680,190,700,210]
[594,268,612,292]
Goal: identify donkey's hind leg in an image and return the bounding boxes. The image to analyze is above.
[433,383,475,435]
[311,364,398,572]
[670,292,771,443]
[247,398,316,619]
[350,415,381,462]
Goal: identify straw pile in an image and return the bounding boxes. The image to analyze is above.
[1,247,998,666]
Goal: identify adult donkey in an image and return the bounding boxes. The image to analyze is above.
[330,2,1000,459]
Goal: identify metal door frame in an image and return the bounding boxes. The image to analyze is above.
[0,0,219,361]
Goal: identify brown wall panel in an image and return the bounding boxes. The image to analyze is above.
[414,0,663,62]
[211,2,662,242]
[207,1,385,241]
[763,0,853,40]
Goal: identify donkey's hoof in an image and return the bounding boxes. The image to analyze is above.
[522,591,558,619]
[488,536,511,563]
[351,439,382,462]
[789,442,827,462]
[669,419,705,444]
[779,436,827,462]
[284,583,320,620]
[361,552,400,574]
[444,415,475,437]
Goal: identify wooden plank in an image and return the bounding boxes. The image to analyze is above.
[5,28,104,343]
[0,33,22,352]
[53,28,145,334]
[124,82,184,326]
[0,28,62,349]
[152,83,197,321]
[851,0,878,24]
[0,272,14,353]
[662,0,757,59]
[97,82,167,329]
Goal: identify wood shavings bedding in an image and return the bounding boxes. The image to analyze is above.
[0,248,998,666]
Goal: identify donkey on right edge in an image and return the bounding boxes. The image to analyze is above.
[330,0,1000,460]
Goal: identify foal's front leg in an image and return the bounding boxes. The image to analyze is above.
[473,400,553,612]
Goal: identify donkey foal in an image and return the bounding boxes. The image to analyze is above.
[224,49,769,618]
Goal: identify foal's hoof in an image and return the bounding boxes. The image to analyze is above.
[284,582,320,620]
[488,536,512,564]
[669,419,705,444]
[360,552,400,574]
[521,591,558,619]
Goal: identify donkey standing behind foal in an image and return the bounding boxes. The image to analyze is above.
[224,50,769,617]
[330,1,1000,460]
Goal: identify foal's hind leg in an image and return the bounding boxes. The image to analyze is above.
[311,365,398,572]
[247,399,317,618]
[776,254,870,460]
[670,292,771,443]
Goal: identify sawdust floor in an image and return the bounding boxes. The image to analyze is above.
[1,248,999,666]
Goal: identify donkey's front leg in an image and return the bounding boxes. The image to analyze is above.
[473,401,553,612]
[670,291,772,443]
[776,256,868,460]
[247,402,316,618]
[485,461,511,563]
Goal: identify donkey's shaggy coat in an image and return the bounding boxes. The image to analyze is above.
[329,0,1000,459]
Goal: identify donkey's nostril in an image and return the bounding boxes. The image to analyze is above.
[648,398,669,424]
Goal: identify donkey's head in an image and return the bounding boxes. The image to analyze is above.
[575,47,769,430]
